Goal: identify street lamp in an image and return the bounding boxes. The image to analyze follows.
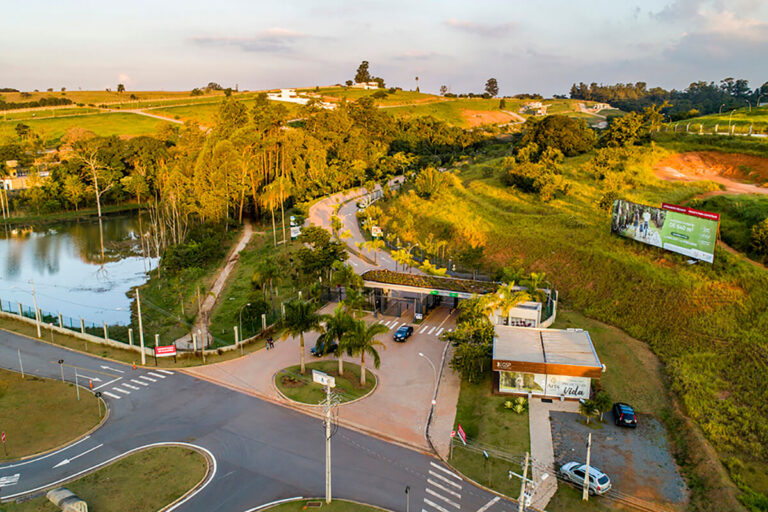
[239,303,251,340]
[418,352,438,408]
[719,103,725,114]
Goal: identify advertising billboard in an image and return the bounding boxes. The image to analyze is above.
[611,200,720,263]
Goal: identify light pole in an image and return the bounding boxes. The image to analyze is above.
[30,278,41,338]
[719,103,725,114]
[239,302,251,340]
[418,352,438,438]
[747,100,752,112]
[729,110,736,132]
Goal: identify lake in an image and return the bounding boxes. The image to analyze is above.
[0,214,157,325]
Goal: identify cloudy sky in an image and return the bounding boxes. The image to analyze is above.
[2,0,767,96]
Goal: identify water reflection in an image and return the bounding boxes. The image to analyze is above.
[0,214,157,325]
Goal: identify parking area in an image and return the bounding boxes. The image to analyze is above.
[186,303,460,453]
[550,411,688,507]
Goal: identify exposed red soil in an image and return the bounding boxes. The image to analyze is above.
[655,151,768,194]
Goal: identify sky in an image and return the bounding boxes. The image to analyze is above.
[2,0,767,96]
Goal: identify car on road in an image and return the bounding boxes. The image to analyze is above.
[393,325,414,342]
[311,335,338,357]
[560,462,612,495]
[612,402,638,428]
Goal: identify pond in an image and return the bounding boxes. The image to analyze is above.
[0,213,157,326]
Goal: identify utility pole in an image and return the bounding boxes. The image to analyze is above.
[136,288,146,365]
[30,278,41,338]
[18,349,24,379]
[518,452,529,512]
[325,382,332,504]
[582,432,592,501]
[75,369,80,401]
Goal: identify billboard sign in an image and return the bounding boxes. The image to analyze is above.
[154,345,177,357]
[611,200,719,263]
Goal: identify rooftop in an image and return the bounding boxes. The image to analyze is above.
[493,326,602,369]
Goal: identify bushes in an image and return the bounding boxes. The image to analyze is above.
[751,218,768,260]
[501,158,570,201]
[520,115,597,156]
[161,224,228,272]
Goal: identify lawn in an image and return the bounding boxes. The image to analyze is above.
[449,372,530,497]
[1,90,219,105]
[681,105,768,134]
[378,142,766,509]
[0,112,170,144]
[266,499,385,511]
[275,361,376,405]
[1,107,99,121]
[0,368,100,461]
[0,446,206,512]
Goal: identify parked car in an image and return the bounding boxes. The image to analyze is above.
[560,462,612,495]
[393,325,414,342]
[310,335,338,357]
[612,402,638,428]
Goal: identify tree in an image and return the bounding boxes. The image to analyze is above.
[74,144,120,220]
[414,166,444,198]
[499,99,506,109]
[62,174,86,211]
[281,299,323,375]
[321,305,355,375]
[117,83,125,93]
[354,61,372,83]
[481,282,532,322]
[345,318,387,385]
[594,391,612,422]
[440,85,448,96]
[601,112,644,147]
[361,238,385,263]
[485,78,499,97]
[450,342,490,383]
[419,259,447,276]
[579,399,599,424]
[751,218,768,260]
[191,88,203,96]
[521,115,596,156]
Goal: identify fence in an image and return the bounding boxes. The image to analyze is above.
[662,122,768,137]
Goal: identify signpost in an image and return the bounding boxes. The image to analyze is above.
[312,370,336,504]
[457,423,467,445]
[154,345,177,365]
[1,431,6,456]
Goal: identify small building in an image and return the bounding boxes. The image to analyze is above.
[266,89,310,105]
[591,102,611,111]
[490,302,542,328]
[492,326,603,399]
[524,101,543,109]
[351,82,380,90]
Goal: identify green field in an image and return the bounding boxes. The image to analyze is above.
[1,107,99,121]
[0,112,171,143]
[379,144,766,509]
[0,446,206,512]
[305,86,442,106]
[275,361,376,405]
[672,105,768,134]
[0,368,100,461]
[0,89,223,105]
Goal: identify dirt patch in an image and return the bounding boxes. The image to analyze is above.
[655,151,768,193]
[460,109,515,127]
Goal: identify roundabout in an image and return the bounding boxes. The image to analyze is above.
[274,361,377,406]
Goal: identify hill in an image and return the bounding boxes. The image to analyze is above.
[674,105,768,135]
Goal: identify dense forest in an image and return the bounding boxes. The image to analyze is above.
[570,78,768,120]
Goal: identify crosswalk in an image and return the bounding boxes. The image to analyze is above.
[378,319,451,338]
[95,369,173,400]
[424,461,463,512]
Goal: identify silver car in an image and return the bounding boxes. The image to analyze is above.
[560,462,612,495]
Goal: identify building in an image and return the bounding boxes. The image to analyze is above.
[492,326,603,399]
[351,82,380,90]
[266,89,310,105]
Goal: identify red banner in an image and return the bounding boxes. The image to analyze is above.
[154,345,177,357]
[457,423,467,445]
[662,203,720,221]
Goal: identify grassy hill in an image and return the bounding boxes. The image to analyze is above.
[0,89,228,106]
[674,105,768,135]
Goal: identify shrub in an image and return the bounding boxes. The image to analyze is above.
[520,115,597,156]
[750,218,768,259]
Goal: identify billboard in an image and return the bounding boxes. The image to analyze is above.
[611,200,720,263]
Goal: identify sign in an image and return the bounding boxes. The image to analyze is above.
[457,423,467,445]
[450,430,456,438]
[371,225,382,238]
[312,369,336,388]
[154,345,177,357]
[290,226,302,239]
[611,199,720,263]
[1,432,5,443]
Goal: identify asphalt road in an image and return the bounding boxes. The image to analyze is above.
[0,329,520,512]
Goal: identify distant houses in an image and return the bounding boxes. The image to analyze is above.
[265,89,335,109]
[521,101,547,116]
[351,82,380,90]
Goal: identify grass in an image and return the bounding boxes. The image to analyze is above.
[547,484,617,512]
[0,368,100,461]
[653,132,768,158]
[275,361,376,405]
[379,143,765,509]
[0,446,206,512]
[266,499,385,511]
[681,105,768,134]
[696,194,768,260]
[151,98,302,125]
[305,86,442,106]
[449,372,530,497]
[1,89,223,105]
[0,112,171,144]
[1,107,99,121]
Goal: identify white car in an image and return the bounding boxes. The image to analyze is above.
[560,462,612,495]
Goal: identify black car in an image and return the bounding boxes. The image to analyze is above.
[311,336,338,357]
[393,325,414,342]
[612,402,638,428]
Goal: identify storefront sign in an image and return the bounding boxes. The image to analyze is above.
[498,371,591,399]
[544,374,590,398]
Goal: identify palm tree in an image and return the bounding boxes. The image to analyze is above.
[525,272,548,303]
[342,287,368,318]
[362,239,386,263]
[281,299,323,374]
[321,305,355,376]
[481,282,532,323]
[260,183,281,246]
[345,319,388,385]
[391,249,410,272]
[579,399,598,424]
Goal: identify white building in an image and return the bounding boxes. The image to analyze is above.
[351,82,380,90]
[266,89,310,105]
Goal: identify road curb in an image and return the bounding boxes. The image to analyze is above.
[250,497,394,512]
[271,364,379,407]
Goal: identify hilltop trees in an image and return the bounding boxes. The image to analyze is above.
[353,60,385,87]
[485,78,499,97]
[520,115,596,156]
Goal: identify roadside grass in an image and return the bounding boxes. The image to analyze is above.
[379,144,764,509]
[0,203,140,226]
[266,499,386,511]
[547,484,617,512]
[275,361,375,405]
[0,446,206,512]
[1,107,99,121]
[696,194,768,260]
[449,372,529,497]
[0,113,170,144]
[0,368,99,461]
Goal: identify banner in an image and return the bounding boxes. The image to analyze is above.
[611,200,719,263]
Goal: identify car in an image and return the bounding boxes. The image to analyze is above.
[393,325,414,342]
[310,336,338,357]
[612,402,638,428]
[560,462,612,495]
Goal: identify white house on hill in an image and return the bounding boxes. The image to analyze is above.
[351,82,380,90]
[266,89,310,105]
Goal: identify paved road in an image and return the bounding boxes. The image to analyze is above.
[0,330,519,512]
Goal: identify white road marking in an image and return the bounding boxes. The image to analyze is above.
[79,376,102,382]
[476,496,500,512]
[423,498,451,512]
[0,474,20,487]
[0,436,92,470]
[428,326,436,335]
[102,391,120,399]
[52,444,103,468]
[428,470,462,489]
[390,322,401,330]
[123,383,140,390]
[378,320,385,324]
[147,372,166,379]
[131,379,149,386]
[139,375,156,382]
[384,320,392,327]
[100,365,124,373]
[157,369,173,375]
[427,479,462,499]
[426,488,460,509]
[113,387,130,395]
[420,326,429,334]
[430,462,462,480]
[436,327,445,336]
[92,377,122,391]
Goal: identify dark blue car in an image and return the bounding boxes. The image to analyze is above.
[394,325,414,342]
[612,402,638,428]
